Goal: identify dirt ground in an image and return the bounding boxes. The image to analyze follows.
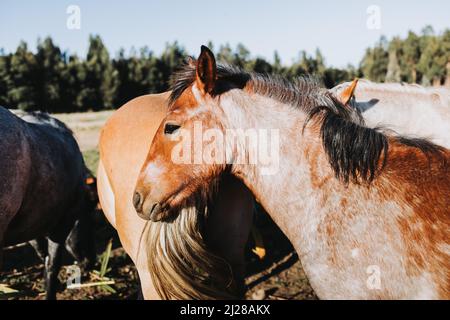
[1,208,316,300]
[0,110,317,300]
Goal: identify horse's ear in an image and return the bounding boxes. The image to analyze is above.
[186,56,196,68]
[196,45,217,95]
[340,78,359,105]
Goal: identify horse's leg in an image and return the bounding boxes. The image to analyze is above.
[65,220,83,262]
[205,175,255,296]
[136,290,144,300]
[65,215,96,269]
[80,211,96,270]
[0,210,23,270]
[29,238,48,261]
[0,224,8,268]
[44,238,63,300]
[46,206,79,300]
[0,237,4,268]
[135,274,144,300]
[136,256,160,299]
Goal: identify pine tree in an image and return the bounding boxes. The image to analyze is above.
[249,58,273,74]
[386,38,401,82]
[157,41,186,92]
[1,29,449,113]
[315,48,326,76]
[217,43,234,65]
[234,43,250,69]
[0,51,12,106]
[272,51,283,75]
[8,41,40,111]
[417,33,446,86]
[360,36,389,82]
[401,31,421,83]
[35,37,65,112]
[60,54,86,112]
[443,30,450,87]
[82,35,119,110]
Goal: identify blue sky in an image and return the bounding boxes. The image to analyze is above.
[0,0,449,68]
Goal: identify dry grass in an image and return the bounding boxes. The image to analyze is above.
[52,110,112,174]
[53,110,113,152]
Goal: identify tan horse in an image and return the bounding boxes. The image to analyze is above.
[134,46,449,299]
[97,92,254,299]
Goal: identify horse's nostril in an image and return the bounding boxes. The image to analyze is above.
[133,192,143,212]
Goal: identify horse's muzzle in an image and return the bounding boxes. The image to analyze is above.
[146,202,164,222]
[133,192,143,212]
[133,191,165,222]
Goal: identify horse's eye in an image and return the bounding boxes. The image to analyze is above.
[164,123,181,135]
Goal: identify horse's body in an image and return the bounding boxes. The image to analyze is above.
[135,47,450,299]
[97,93,254,299]
[331,80,450,148]
[0,107,94,299]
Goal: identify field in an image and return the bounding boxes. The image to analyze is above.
[1,111,316,300]
[53,111,113,173]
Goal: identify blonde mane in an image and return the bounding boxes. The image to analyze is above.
[145,205,239,299]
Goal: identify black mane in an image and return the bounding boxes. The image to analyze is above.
[169,60,445,184]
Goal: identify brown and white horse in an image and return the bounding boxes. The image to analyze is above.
[134,46,449,299]
[332,79,450,148]
[97,92,254,299]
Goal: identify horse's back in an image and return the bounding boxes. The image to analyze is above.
[23,112,83,170]
[0,107,32,246]
[16,111,84,188]
[98,92,170,254]
[333,80,450,148]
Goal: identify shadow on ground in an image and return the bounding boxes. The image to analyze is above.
[1,205,316,300]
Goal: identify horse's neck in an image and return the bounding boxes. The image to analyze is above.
[220,92,449,299]
[223,94,400,299]
[223,93,333,250]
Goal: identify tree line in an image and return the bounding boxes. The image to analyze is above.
[0,26,448,113]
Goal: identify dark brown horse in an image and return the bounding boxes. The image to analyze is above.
[0,108,95,299]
